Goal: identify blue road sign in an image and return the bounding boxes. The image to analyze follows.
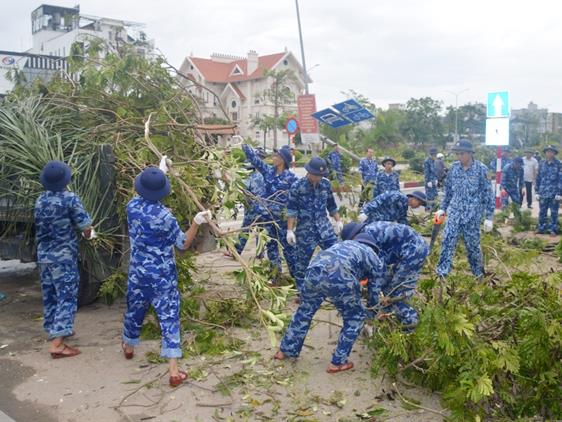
[312,108,351,128]
[286,117,299,134]
[332,99,363,115]
[344,108,375,123]
[487,91,509,118]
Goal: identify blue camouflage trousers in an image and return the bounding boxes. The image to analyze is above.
[502,188,522,208]
[368,246,427,327]
[123,274,181,358]
[538,197,560,233]
[263,217,297,278]
[280,267,366,365]
[425,185,438,210]
[437,218,483,278]
[294,226,338,292]
[235,208,263,257]
[39,262,80,339]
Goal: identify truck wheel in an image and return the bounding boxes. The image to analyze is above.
[77,250,116,307]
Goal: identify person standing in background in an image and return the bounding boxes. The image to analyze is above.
[522,149,539,209]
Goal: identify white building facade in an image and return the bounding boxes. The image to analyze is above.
[178,50,307,149]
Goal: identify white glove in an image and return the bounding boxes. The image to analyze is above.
[334,220,344,235]
[555,195,562,201]
[427,181,433,188]
[358,213,368,223]
[159,155,170,174]
[483,219,493,232]
[435,210,445,219]
[194,210,211,225]
[535,194,540,201]
[286,230,296,246]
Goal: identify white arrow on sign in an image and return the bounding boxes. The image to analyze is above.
[492,94,504,117]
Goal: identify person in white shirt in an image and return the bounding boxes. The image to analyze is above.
[522,149,539,209]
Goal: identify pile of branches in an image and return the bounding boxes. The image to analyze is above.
[0,41,290,337]
[370,233,561,420]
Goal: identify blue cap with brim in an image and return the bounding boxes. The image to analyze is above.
[304,157,329,176]
[407,190,427,205]
[274,147,292,169]
[40,160,72,192]
[341,222,367,241]
[135,167,171,201]
[543,145,558,154]
[353,233,380,252]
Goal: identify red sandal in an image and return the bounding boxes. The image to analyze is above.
[326,361,354,374]
[169,370,188,387]
[273,351,286,360]
[50,344,81,359]
[121,342,134,360]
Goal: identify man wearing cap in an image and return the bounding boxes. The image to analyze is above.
[35,160,95,359]
[358,148,378,207]
[374,157,400,197]
[535,145,562,235]
[122,166,211,387]
[231,149,266,256]
[359,190,426,225]
[286,157,343,292]
[435,139,494,279]
[341,221,429,329]
[424,147,439,210]
[242,144,298,278]
[522,149,539,209]
[327,144,344,184]
[501,157,524,209]
[273,234,384,373]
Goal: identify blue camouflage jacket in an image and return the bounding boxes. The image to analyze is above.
[501,163,524,192]
[536,158,562,198]
[287,177,338,238]
[34,190,92,265]
[423,157,438,185]
[242,144,298,219]
[327,151,342,172]
[362,221,428,266]
[245,170,266,211]
[359,158,378,184]
[489,157,512,172]
[307,240,384,288]
[127,197,186,282]
[362,191,408,225]
[440,160,494,222]
[374,171,400,197]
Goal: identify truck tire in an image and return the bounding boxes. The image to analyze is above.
[77,250,118,307]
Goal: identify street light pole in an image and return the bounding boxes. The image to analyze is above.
[446,89,469,141]
[295,0,309,94]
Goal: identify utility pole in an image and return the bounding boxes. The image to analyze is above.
[446,89,469,141]
[295,0,309,94]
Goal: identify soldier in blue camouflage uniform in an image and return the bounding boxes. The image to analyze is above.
[242,144,298,278]
[233,150,266,255]
[341,221,429,328]
[500,156,524,208]
[489,147,512,173]
[358,148,378,207]
[122,166,210,387]
[374,157,400,197]
[435,140,495,278]
[327,144,344,184]
[35,160,94,359]
[359,190,426,225]
[274,235,384,373]
[287,157,343,292]
[424,147,439,210]
[535,145,562,235]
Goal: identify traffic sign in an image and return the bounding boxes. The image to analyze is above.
[332,99,363,114]
[297,95,320,144]
[312,108,351,128]
[485,118,509,146]
[487,91,510,118]
[285,117,299,134]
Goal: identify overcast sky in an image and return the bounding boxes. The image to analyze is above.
[2,0,562,111]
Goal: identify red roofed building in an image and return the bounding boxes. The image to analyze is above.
[178,49,307,149]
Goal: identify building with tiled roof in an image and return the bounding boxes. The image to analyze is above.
[178,49,307,149]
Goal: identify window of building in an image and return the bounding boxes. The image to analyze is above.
[231,100,237,108]
[231,112,238,121]
[283,59,289,65]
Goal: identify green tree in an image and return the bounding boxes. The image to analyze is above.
[261,69,298,149]
[364,109,406,149]
[444,102,486,139]
[401,97,444,145]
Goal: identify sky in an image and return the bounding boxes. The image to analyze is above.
[2,0,562,112]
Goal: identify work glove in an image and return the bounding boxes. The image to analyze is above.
[159,155,170,174]
[535,194,540,201]
[483,219,493,232]
[434,210,446,224]
[555,195,562,201]
[427,181,433,188]
[358,213,368,223]
[334,220,344,235]
[286,230,296,246]
[194,210,211,225]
